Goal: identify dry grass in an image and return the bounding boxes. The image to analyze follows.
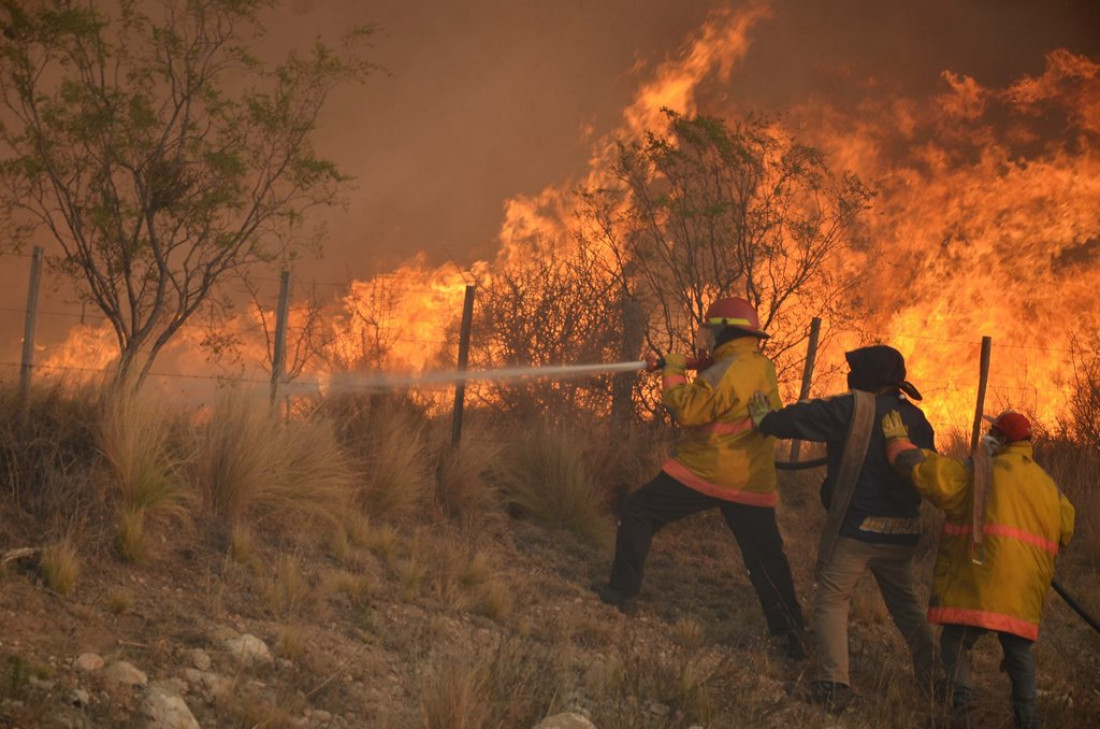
[260,553,316,618]
[420,658,489,729]
[39,539,79,596]
[420,640,561,729]
[191,392,356,533]
[0,384,101,531]
[495,421,611,544]
[433,431,502,526]
[98,391,192,560]
[105,589,133,615]
[326,393,433,517]
[275,624,307,661]
[117,507,148,563]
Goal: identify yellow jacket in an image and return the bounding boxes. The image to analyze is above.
[904,442,1075,640]
[660,338,781,506]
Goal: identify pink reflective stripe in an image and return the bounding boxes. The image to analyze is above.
[984,524,1060,555]
[928,607,1039,641]
[941,523,1059,555]
[662,459,778,507]
[662,374,687,389]
[698,418,754,437]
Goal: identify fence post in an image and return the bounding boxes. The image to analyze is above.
[788,317,822,463]
[451,285,476,447]
[969,336,993,451]
[19,246,43,404]
[270,270,291,407]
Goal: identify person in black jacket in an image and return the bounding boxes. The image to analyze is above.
[749,345,936,712]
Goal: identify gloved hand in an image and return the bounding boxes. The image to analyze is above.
[644,353,663,372]
[881,410,909,442]
[661,352,687,371]
[748,390,774,429]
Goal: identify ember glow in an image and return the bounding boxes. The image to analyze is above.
[34,1,1100,436]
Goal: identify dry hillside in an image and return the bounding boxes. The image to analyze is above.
[1,386,1098,728]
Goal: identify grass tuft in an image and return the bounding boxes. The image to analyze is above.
[192,392,355,534]
[98,391,192,560]
[40,539,80,596]
[496,422,610,544]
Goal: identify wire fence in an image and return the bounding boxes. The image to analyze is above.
[0,251,1088,429]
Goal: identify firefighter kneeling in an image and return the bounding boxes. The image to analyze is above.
[883,409,1075,729]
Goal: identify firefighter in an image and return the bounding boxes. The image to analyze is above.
[882,409,1075,729]
[748,345,937,711]
[591,297,807,658]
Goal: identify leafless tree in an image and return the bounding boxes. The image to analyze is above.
[582,110,872,383]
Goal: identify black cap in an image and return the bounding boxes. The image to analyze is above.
[845,345,923,401]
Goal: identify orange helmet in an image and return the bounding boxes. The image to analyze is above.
[703,297,769,339]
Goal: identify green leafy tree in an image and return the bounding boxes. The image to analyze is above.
[0,0,374,387]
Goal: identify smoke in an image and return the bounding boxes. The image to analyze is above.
[5,0,1100,423]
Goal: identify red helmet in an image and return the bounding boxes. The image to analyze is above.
[984,410,1032,443]
[703,297,769,339]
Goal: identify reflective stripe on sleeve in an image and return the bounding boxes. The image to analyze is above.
[662,373,687,389]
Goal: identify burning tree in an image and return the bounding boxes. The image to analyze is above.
[0,0,374,389]
[584,110,872,380]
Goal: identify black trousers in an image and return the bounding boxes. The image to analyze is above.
[608,471,804,636]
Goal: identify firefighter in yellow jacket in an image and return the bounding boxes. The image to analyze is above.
[592,297,806,657]
[882,409,1075,729]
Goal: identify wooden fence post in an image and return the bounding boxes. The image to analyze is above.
[970,336,993,451]
[451,285,476,447]
[270,270,291,407]
[19,246,43,404]
[789,317,822,463]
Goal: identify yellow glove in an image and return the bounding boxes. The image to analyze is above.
[882,410,909,441]
[662,352,687,372]
[748,391,774,428]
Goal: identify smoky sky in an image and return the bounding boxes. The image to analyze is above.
[267,0,1100,282]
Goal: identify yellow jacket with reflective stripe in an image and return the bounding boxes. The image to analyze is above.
[904,442,1075,640]
[660,337,781,506]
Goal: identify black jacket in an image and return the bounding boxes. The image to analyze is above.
[759,391,935,545]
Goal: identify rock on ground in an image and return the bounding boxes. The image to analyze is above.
[533,712,597,729]
[141,686,200,729]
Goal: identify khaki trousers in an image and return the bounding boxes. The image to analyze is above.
[813,537,935,688]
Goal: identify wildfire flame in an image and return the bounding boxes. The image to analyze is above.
[38,2,1100,439]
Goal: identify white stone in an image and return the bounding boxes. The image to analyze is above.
[70,688,91,707]
[224,633,273,666]
[188,649,211,672]
[103,660,148,688]
[73,653,104,672]
[141,686,200,729]
[182,669,232,700]
[533,713,597,729]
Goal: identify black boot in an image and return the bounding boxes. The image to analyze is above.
[1012,699,1042,729]
[590,582,638,616]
